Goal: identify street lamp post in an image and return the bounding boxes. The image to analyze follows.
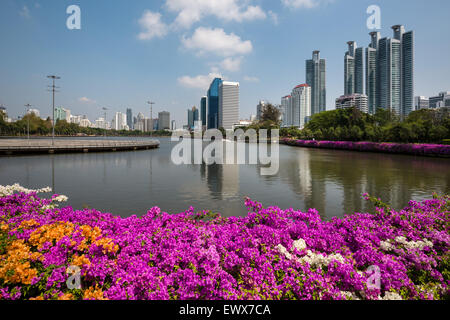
[102,107,108,138]
[24,104,32,141]
[147,101,155,137]
[47,75,60,146]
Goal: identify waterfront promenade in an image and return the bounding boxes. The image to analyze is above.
[0,139,160,155]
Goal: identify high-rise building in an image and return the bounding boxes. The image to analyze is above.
[365,32,380,114]
[281,95,292,127]
[158,111,170,130]
[171,120,176,131]
[54,107,70,122]
[306,51,326,115]
[200,96,207,128]
[290,84,311,128]
[336,94,369,114]
[187,106,198,130]
[256,100,267,121]
[126,108,133,130]
[362,26,414,117]
[219,81,240,130]
[112,112,127,131]
[344,42,364,96]
[207,78,222,129]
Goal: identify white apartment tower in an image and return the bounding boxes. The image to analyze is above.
[218,81,240,130]
[290,84,311,129]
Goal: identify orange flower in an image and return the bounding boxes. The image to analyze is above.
[0,239,38,285]
[83,285,107,300]
[19,219,40,230]
[71,254,91,267]
[58,293,74,300]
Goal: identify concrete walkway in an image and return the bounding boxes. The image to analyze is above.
[0,139,160,155]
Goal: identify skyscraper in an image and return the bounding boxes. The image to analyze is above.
[218,81,240,130]
[126,108,133,130]
[306,51,326,115]
[158,111,170,130]
[290,84,311,128]
[187,106,198,130]
[362,25,414,117]
[365,32,380,114]
[281,95,292,127]
[207,78,222,129]
[200,96,207,128]
[256,100,267,121]
[344,42,364,96]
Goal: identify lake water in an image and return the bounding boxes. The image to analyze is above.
[0,137,449,219]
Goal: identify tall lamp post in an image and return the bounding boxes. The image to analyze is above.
[24,104,32,141]
[102,107,108,138]
[147,101,155,137]
[47,75,60,146]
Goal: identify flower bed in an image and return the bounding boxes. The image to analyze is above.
[282,139,450,157]
[0,185,449,300]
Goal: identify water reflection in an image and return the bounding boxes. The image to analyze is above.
[0,137,448,218]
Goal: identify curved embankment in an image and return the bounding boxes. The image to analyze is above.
[0,184,448,300]
[0,139,159,155]
[281,139,450,158]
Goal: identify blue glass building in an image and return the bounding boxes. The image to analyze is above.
[207,78,222,129]
[201,96,207,128]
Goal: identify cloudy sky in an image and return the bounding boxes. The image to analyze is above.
[1,0,449,127]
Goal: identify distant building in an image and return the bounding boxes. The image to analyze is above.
[306,50,326,115]
[126,108,133,130]
[207,78,223,129]
[187,106,198,130]
[335,94,369,114]
[429,92,450,109]
[54,107,70,122]
[70,115,82,125]
[27,108,40,117]
[414,96,429,111]
[281,95,292,127]
[250,114,257,122]
[158,111,170,130]
[256,100,267,121]
[200,96,207,128]
[365,25,414,117]
[290,84,311,128]
[153,118,159,131]
[344,42,364,96]
[219,81,240,130]
[79,117,92,128]
[112,112,127,131]
[171,120,176,131]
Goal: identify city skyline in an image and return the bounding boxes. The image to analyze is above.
[1,1,449,127]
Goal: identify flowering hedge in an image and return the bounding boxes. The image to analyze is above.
[282,139,450,157]
[0,185,449,300]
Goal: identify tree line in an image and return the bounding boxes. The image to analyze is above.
[251,104,449,144]
[0,112,171,137]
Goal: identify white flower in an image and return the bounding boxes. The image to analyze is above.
[292,239,307,252]
[52,195,68,202]
[394,236,433,250]
[0,183,52,197]
[380,240,394,251]
[276,244,293,260]
[382,291,403,300]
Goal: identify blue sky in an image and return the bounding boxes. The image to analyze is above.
[1,0,449,127]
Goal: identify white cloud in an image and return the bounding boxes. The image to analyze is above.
[166,0,266,29]
[243,76,260,82]
[19,5,31,19]
[220,57,243,72]
[282,0,321,9]
[78,97,96,104]
[182,27,252,57]
[137,10,169,40]
[178,70,223,90]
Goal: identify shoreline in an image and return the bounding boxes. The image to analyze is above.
[281,138,450,158]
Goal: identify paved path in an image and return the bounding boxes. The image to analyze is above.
[0,139,160,155]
